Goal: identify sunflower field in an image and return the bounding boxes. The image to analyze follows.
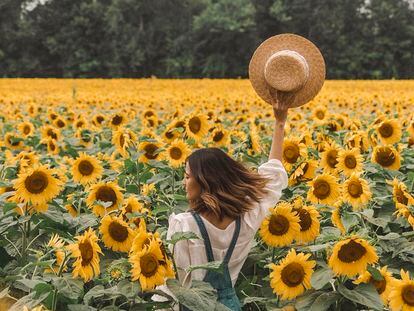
[0,79,414,311]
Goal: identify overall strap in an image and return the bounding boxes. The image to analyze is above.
[191,211,215,262]
[223,216,241,264]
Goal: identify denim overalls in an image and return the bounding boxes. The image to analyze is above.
[180,211,242,311]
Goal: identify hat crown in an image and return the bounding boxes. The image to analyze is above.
[264,50,309,92]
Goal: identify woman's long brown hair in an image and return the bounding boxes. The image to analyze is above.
[186,147,272,221]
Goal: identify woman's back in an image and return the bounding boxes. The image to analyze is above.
[152,158,288,308]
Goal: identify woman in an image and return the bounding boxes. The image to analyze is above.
[152,93,290,310]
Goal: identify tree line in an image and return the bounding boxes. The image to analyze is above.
[1,0,413,78]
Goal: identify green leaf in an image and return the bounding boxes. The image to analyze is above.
[341,212,359,233]
[367,266,383,282]
[126,184,139,193]
[295,290,323,311]
[3,202,17,213]
[83,285,105,305]
[187,261,224,274]
[52,277,84,301]
[309,292,341,311]
[311,267,334,290]
[68,305,97,311]
[337,283,383,310]
[168,231,200,245]
[378,232,400,240]
[9,292,49,311]
[117,279,140,299]
[166,279,225,311]
[124,159,137,174]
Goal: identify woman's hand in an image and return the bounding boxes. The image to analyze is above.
[269,88,294,123]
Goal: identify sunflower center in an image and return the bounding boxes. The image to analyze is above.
[119,134,126,147]
[268,214,290,236]
[344,155,357,169]
[316,111,325,120]
[108,221,129,242]
[23,125,31,134]
[47,129,57,140]
[57,120,65,128]
[140,253,159,277]
[348,181,363,198]
[144,144,158,159]
[327,150,338,168]
[79,241,94,266]
[188,117,201,133]
[337,240,367,263]
[378,123,393,138]
[281,262,305,287]
[293,208,312,231]
[112,115,123,125]
[370,277,386,295]
[402,284,414,306]
[213,131,224,142]
[78,160,94,176]
[165,130,174,139]
[313,180,331,200]
[96,186,117,207]
[25,171,49,194]
[170,147,182,160]
[375,147,396,167]
[395,188,409,205]
[284,145,300,163]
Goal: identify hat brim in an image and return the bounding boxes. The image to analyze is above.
[249,33,326,108]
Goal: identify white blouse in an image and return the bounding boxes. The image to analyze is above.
[151,158,288,309]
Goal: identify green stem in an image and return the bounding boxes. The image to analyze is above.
[271,247,276,263]
[51,253,69,311]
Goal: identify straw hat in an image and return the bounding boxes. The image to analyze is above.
[249,33,325,108]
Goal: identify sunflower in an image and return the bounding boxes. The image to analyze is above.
[282,136,308,172]
[4,133,24,150]
[210,126,230,147]
[389,269,414,311]
[67,228,102,282]
[41,125,60,141]
[18,121,35,137]
[342,173,372,211]
[121,196,150,229]
[44,234,66,274]
[138,140,163,163]
[371,145,401,170]
[163,139,191,168]
[336,148,364,177]
[376,119,402,145]
[65,204,78,217]
[14,164,63,206]
[86,181,124,217]
[259,202,301,247]
[15,151,39,171]
[319,143,341,174]
[312,105,329,125]
[328,236,378,277]
[307,173,341,206]
[331,206,346,235]
[269,249,315,300]
[92,114,106,127]
[292,204,320,244]
[100,215,136,252]
[53,117,67,129]
[289,159,318,186]
[141,183,155,196]
[112,127,137,157]
[185,114,209,141]
[387,178,414,210]
[109,112,127,129]
[46,139,59,155]
[161,125,181,143]
[354,266,393,304]
[71,153,103,185]
[408,120,414,139]
[129,239,167,291]
[73,117,87,130]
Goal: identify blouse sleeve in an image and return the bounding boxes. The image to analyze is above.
[151,213,192,310]
[244,158,289,231]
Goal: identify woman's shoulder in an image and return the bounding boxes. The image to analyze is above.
[168,211,197,232]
